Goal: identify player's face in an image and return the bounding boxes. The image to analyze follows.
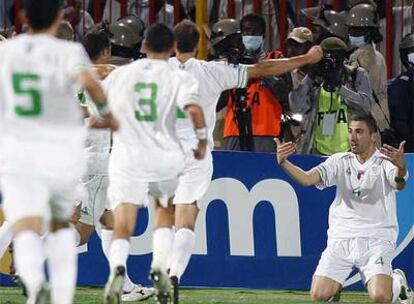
[348,121,375,154]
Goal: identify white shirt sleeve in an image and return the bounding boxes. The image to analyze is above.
[206,61,248,91]
[315,154,341,189]
[175,71,200,110]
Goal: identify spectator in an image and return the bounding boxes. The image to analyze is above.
[221,13,284,152]
[289,37,372,155]
[109,16,145,64]
[346,3,390,138]
[57,20,75,41]
[302,5,349,43]
[286,27,314,88]
[389,33,414,153]
[65,0,94,41]
[0,0,13,29]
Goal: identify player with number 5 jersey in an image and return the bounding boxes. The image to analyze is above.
[0,1,118,304]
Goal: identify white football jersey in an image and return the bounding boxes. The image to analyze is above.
[168,57,248,149]
[80,92,111,176]
[315,150,408,242]
[0,34,89,142]
[105,58,199,181]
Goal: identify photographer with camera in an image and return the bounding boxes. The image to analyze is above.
[221,14,284,152]
[289,37,373,155]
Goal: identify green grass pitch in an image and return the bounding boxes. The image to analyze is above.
[0,287,371,303]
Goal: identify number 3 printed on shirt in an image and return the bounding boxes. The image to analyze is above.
[13,73,42,116]
[134,82,158,122]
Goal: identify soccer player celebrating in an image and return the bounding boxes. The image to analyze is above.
[102,23,207,304]
[275,114,412,303]
[0,1,118,304]
[163,20,323,304]
[75,26,154,301]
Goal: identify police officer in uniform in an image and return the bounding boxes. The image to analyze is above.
[389,33,414,153]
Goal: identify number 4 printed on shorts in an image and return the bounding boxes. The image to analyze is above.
[375,256,385,266]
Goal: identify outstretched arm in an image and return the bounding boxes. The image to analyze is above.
[275,138,321,186]
[247,46,323,79]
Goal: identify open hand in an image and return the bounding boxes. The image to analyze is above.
[274,138,296,165]
[380,141,406,170]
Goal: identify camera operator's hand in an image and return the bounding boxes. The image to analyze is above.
[274,138,296,165]
[304,46,323,65]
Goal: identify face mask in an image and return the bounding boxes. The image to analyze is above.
[349,35,366,48]
[242,35,263,52]
[408,53,414,64]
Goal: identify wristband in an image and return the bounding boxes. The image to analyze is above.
[195,127,207,141]
[394,176,406,184]
[96,102,110,116]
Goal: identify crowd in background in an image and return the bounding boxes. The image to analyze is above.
[0,0,413,154]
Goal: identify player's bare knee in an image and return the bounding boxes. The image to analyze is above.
[368,290,392,303]
[310,289,335,302]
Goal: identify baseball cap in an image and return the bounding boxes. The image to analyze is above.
[288,27,313,44]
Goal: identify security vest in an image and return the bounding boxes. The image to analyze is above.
[314,87,350,155]
[223,51,283,138]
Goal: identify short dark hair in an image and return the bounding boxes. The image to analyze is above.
[22,0,62,30]
[83,25,111,61]
[174,20,200,53]
[241,13,266,35]
[145,23,175,53]
[350,114,378,134]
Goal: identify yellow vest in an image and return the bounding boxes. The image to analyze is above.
[314,88,350,155]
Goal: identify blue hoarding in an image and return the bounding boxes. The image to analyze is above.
[1,152,413,290]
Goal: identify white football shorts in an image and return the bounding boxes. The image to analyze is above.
[173,146,213,206]
[314,237,395,285]
[78,174,110,226]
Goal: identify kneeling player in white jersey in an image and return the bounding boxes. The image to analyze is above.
[161,20,323,303]
[276,114,412,303]
[102,23,207,304]
[0,1,118,303]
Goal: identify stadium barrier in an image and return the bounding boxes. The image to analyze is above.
[2,151,412,290]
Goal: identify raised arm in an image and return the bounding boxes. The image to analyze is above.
[275,138,322,186]
[247,46,323,79]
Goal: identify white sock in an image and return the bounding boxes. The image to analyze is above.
[169,228,195,280]
[151,227,174,272]
[0,221,13,258]
[100,230,134,292]
[100,229,113,260]
[109,238,130,269]
[14,231,45,299]
[46,228,78,304]
[392,272,402,303]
